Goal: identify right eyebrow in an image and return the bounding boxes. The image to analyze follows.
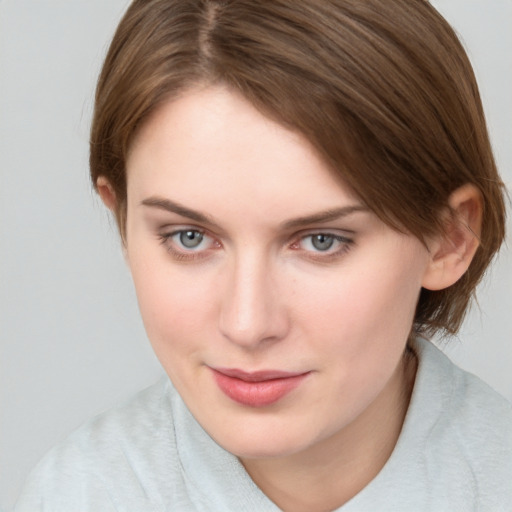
[140,196,217,225]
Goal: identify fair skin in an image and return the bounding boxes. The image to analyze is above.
[98,85,481,511]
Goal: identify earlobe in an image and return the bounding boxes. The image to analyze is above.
[96,176,117,211]
[422,184,483,291]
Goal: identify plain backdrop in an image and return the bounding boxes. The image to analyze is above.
[1,0,511,509]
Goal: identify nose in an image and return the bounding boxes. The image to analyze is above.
[218,252,289,349]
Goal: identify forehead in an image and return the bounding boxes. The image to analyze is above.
[126,86,362,219]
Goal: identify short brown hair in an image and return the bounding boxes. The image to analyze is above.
[90,0,506,336]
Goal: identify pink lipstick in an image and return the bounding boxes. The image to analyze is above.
[211,368,310,407]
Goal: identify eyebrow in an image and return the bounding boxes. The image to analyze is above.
[141,197,216,225]
[141,196,369,229]
[280,205,369,230]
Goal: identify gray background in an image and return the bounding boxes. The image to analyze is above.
[1,0,511,509]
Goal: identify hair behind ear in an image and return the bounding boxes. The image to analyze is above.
[417,184,485,334]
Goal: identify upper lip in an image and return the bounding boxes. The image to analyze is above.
[211,367,309,382]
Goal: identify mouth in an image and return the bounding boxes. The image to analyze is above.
[210,367,311,407]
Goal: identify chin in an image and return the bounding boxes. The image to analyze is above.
[223,438,303,460]
[208,415,321,460]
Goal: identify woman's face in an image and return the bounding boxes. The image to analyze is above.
[124,85,432,459]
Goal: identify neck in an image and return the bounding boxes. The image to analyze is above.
[241,349,417,512]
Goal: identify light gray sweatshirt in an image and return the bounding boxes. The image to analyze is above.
[15,338,512,511]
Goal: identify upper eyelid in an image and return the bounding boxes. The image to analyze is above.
[292,229,355,242]
[158,224,205,233]
[158,226,216,244]
[158,223,226,242]
[161,228,212,244]
[295,226,356,235]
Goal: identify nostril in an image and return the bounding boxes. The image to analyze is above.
[218,293,289,348]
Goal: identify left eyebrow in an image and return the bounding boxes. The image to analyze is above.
[280,205,369,230]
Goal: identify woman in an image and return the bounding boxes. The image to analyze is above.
[16,0,511,510]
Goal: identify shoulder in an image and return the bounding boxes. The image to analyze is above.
[344,339,512,512]
[15,378,187,511]
[413,338,512,440]
[412,338,512,507]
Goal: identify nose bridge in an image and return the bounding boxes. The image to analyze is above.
[219,247,286,347]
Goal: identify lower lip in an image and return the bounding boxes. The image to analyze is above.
[211,370,309,407]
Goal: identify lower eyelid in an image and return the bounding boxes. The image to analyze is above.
[302,242,353,261]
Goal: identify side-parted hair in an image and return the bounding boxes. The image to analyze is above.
[90,0,506,336]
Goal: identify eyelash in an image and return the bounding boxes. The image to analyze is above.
[157,228,354,262]
[158,228,218,262]
[295,233,353,260]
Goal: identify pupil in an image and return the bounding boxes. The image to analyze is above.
[180,231,203,248]
[312,234,334,251]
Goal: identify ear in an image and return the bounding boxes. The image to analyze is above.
[421,184,482,291]
[96,176,128,252]
[96,176,117,211]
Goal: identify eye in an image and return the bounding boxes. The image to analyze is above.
[291,232,354,261]
[158,228,220,261]
[308,234,336,251]
[302,233,350,252]
[177,230,205,249]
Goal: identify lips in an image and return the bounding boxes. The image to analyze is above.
[211,367,310,407]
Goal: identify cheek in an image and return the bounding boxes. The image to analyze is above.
[295,248,425,358]
[129,255,218,353]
